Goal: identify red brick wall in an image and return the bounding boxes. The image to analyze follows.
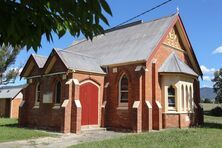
[104,64,144,131]
[20,76,66,131]
[19,68,105,133]
[19,56,70,132]
[162,113,194,128]
[11,98,22,118]
[143,25,199,130]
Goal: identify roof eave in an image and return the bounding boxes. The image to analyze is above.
[159,72,198,78]
[177,15,203,77]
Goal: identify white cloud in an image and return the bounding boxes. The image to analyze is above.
[213,46,222,54]
[200,65,216,74]
[203,76,212,81]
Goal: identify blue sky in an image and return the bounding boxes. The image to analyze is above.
[11,0,222,88]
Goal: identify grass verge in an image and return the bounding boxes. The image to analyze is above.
[0,118,53,143]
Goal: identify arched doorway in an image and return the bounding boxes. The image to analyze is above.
[80,81,99,126]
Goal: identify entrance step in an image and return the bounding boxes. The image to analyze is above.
[81,127,107,133]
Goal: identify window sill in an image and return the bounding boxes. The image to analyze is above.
[117,106,128,110]
[163,111,194,114]
[33,105,39,109]
[52,104,61,109]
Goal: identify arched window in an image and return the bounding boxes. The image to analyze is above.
[181,85,184,111]
[35,83,40,104]
[168,85,175,108]
[119,74,128,103]
[55,81,61,104]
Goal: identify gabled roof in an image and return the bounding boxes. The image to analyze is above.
[158,52,198,77]
[55,49,105,74]
[21,13,202,77]
[32,54,47,68]
[64,13,177,66]
[20,54,48,77]
[0,84,26,99]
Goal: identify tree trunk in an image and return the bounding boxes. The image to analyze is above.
[0,73,2,85]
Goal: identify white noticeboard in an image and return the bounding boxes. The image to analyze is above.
[43,92,52,103]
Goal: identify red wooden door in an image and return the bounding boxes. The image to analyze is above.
[80,82,98,125]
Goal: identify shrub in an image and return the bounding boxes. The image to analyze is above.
[203,98,212,103]
[210,106,222,116]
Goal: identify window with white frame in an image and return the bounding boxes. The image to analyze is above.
[55,81,62,104]
[168,85,176,108]
[35,83,40,105]
[119,74,128,104]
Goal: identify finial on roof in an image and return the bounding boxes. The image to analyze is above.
[176,6,180,14]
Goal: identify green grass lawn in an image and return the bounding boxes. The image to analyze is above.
[0,118,53,143]
[73,104,222,148]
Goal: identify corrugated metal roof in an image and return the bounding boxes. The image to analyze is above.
[64,13,177,66]
[32,54,47,68]
[158,52,198,77]
[56,50,105,74]
[0,85,26,99]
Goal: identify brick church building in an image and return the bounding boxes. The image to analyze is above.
[19,13,203,133]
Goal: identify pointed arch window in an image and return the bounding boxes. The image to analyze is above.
[35,83,40,104]
[55,81,62,104]
[119,74,129,103]
[168,85,176,108]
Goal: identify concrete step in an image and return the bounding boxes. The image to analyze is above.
[81,127,107,133]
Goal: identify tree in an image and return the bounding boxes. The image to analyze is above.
[212,69,222,103]
[203,98,212,103]
[0,0,112,84]
[0,0,112,51]
[0,45,20,85]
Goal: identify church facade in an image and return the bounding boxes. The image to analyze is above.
[19,13,203,133]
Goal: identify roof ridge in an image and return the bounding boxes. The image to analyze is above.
[172,53,182,72]
[106,12,178,33]
[59,50,97,59]
[32,54,47,58]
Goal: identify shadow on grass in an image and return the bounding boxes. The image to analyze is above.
[201,111,222,129]
[204,111,222,117]
[0,123,18,128]
[1,123,18,127]
[202,122,222,129]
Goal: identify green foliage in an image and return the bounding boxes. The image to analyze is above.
[212,69,222,103]
[0,0,112,51]
[203,98,212,103]
[210,106,222,117]
[0,45,20,85]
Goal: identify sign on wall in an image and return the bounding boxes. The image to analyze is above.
[43,92,53,103]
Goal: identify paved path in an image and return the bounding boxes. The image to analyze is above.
[0,130,127,148]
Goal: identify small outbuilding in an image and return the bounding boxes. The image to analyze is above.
[0,85,25,118]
